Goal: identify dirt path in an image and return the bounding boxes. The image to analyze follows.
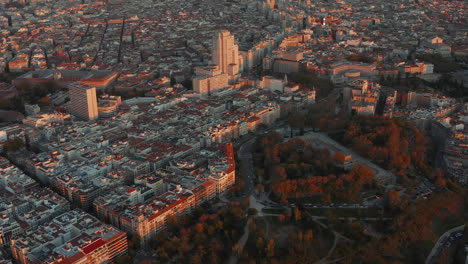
[227,218,252,264]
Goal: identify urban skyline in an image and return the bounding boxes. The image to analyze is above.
[0,0,466,264]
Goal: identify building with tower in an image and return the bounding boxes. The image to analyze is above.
[68,82,98,121]
[211,30,242,78]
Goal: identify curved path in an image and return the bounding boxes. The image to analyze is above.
[227,218,252,264]
[304,211,354,264]
[425,225,464,264]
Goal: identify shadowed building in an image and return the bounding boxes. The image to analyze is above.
[193,30,243,96]
[68,82,98,121]
[212,30,241,76]
[13,69,118,88]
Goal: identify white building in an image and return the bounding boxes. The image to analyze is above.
[193,65,229,96]
[193,31,245,96]
[211,30,242,77]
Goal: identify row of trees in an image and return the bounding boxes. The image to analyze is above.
[119,200,249,264]
[114,201,248,264]
[426,73,467,98]
[15,79,61,102]
[415,53,461,73]
[2,138,25,154]
[254,132,376,204]
[379,71,466,99]
[271,164,376,204]
[255,134,344,179]
[241,212,323,263]
[0,79,63,112]
[342,116,434,179]
[289,72,334,98]
[379,74,426,92]
[0,72,23,83]
[346,54,375,64]
[352,188,464,263]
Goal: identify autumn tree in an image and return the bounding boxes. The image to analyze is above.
[333,152,346,163]
[264,130,283,145]
[433,168,447,188]
[293,207,302,222]
[39,96,52,106]
[265,239,276,258]
[271,165,287,184]
[386,190,401,210]
[288,112,306,135]
[3,138,25,153]
[349,164,374,185]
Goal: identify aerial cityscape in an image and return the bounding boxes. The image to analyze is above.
[0,0,466,263]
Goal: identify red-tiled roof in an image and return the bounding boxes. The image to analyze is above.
[82,238,106,254]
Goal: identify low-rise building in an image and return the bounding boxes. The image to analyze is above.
[93,144,234,243]
[10,209,128,264]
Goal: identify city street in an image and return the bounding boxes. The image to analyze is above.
[238,137,256,197]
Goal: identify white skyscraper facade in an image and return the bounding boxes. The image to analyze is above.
[69,82,99,121]
[193,30,242,96]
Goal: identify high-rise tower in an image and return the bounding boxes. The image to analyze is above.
[193,30,242,96]
[211,30,240,76]
[69,82,98,121]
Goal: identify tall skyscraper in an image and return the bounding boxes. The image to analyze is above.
[193,30,242,96]
[211,30,241,76]
[69,82,98,121]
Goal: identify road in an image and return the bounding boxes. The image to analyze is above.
[226,138,267,264]
[425,225,464,264]
[236,136,284,205]
[238,138,256,197]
